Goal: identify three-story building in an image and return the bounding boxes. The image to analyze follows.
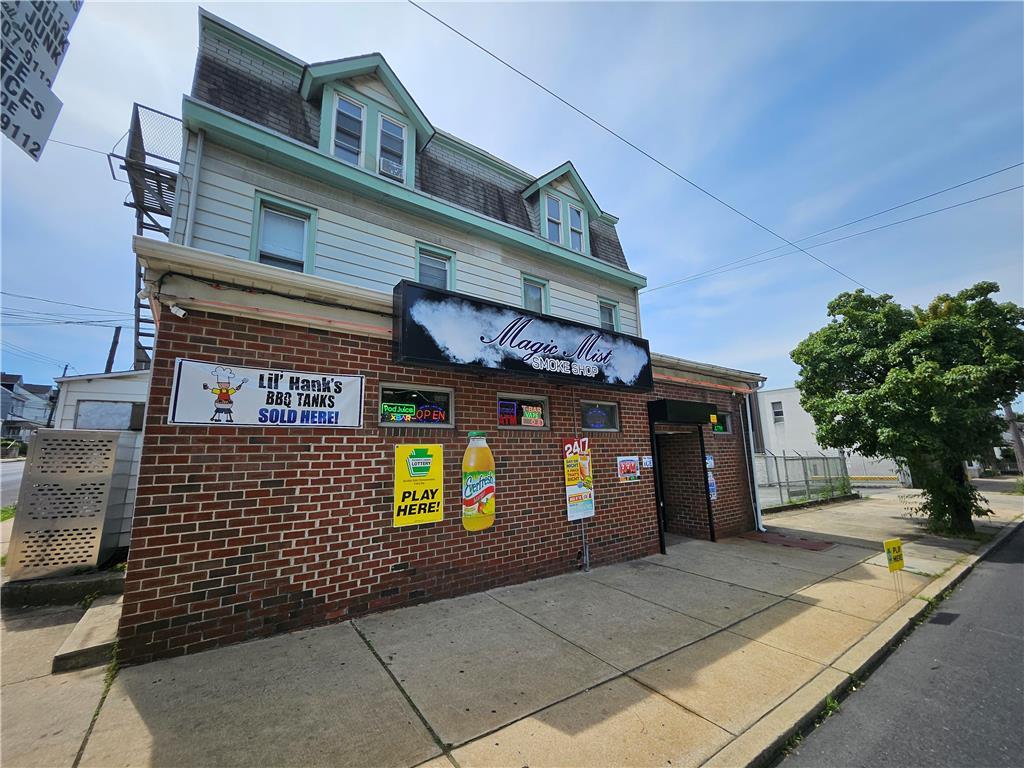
[120,9,765,663]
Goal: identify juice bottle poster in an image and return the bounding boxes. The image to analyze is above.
[462,431,496,531]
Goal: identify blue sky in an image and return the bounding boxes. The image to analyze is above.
[2,1,1022,395]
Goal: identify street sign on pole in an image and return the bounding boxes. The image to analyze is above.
[1,1,84,160]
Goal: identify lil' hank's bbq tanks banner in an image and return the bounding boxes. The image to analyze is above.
[167,359,364,427]
[393,281,653,390]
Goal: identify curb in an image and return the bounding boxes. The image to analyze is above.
[702,515,1024,768]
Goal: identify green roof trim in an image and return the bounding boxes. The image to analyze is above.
[299,54,434,149]
[181,96,647,289]
[522,161,602,219]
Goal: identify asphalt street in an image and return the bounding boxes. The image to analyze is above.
[1,460,24,506]
[785,523,1024,768]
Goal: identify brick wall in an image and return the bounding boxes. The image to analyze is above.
[657,431,710,538]
[119,309,755,663]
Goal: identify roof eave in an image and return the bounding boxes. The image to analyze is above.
[299,53,434,149]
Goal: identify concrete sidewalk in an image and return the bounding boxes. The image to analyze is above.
[2,487,1021,768]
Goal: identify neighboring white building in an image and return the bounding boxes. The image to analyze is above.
[1,373,56,441]
[754,386,899,479]
[52,369,151,551]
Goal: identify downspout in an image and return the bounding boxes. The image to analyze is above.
[182,129,204,247]
[744,383,766,531]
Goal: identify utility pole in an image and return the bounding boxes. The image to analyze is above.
[46,363,68,428]
[105,326,122,374]
[1002,402,1024,475]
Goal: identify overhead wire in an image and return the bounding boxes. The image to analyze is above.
[647,184,1024,290]
[407,0,876,293]
[643,162,1024,293]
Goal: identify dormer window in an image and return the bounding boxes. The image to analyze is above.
[379,115,406,181]
[333,95,364,165]
[569,205,584,252]
[545,194,561,243]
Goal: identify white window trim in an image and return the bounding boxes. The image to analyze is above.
[545,193,562,244]
[771,401,785,423]
[569,203,585,253]
[258,206,308,269]
[417,250,450,289]
[522,275,548,314]
[580,400,620,432]
[598,300,619,332]
[496,392,551,431]
[378,113,407,182]
[379,382,455,429]
[332,92,366,167]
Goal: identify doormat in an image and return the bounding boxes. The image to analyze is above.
[739,531,836,551]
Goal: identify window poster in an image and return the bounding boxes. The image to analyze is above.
[616,456,640,482]
[562,437,595,521]
[393,444,444,527]
[497,396,547,428]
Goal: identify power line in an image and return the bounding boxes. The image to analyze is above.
[649,184,1024,290]
[643,161,1024,293]
[1,341,78,372]
[48,138,109,156]
[0,291,130,315]
[408,0,876,293]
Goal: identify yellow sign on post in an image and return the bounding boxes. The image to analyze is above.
[883,538,904,572]
[393,444,444,527]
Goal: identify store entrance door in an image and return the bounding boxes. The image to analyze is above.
[647,400,718,553]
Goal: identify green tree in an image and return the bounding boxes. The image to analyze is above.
[792,282,1024,534]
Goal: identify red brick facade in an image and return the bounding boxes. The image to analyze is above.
[119,309,756,663]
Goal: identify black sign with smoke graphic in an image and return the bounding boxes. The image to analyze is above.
[393,281,653,390]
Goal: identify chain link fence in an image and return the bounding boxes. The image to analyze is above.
[755,451,851,508]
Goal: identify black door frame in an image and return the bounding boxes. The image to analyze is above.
[647,399,719,553]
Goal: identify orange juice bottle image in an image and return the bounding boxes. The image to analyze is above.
[462,431,496,531]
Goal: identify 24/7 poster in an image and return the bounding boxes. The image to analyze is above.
[562,437,595,521]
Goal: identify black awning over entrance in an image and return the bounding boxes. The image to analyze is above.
[647,399,719,553]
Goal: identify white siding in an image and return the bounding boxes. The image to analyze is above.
[186,142,641,334]
[347,74,403,114]
[54,372,151,549]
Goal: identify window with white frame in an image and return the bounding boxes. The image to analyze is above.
[599,301,617,332]
[771,401,785,423]
[379,115,406,181]
[569,204,584,252]
[258,205,308,272]
[545,194,562,243]
[522,276,546,313]
[418,250,450,289]
[333,95,364,165]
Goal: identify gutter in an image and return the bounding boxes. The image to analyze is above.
[183,130,204,247]
[744,383,766,532]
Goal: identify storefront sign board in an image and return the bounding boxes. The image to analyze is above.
[394,281,653,390]
[168,359,364,427]
[617,456,640,482]
[394,444,444,527]
[562,437,595,521]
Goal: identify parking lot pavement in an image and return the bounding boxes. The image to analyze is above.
[4,491,1018,768]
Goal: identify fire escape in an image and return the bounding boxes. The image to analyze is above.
[108,104,184,370]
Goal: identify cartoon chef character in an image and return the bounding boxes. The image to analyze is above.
[202,366,249,422]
